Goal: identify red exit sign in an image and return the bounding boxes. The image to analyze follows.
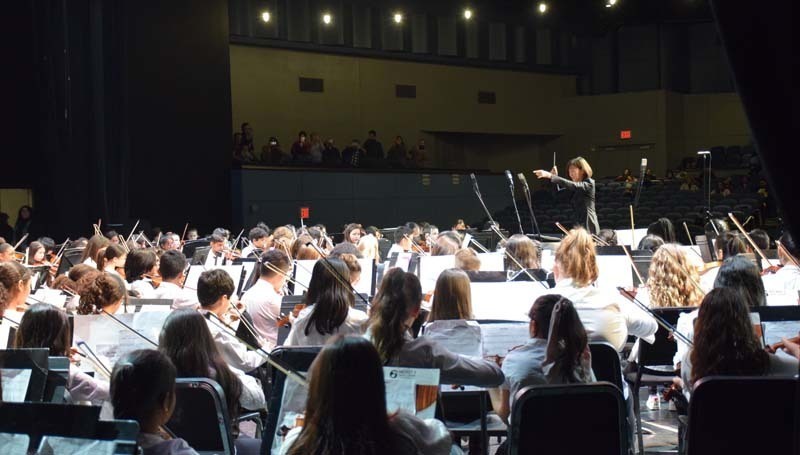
[620,130,632,140]
[299,207,310,219]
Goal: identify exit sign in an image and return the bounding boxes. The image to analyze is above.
[299,207,310,219]
[620,130,632,139]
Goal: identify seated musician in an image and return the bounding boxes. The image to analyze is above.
[421,268,474,339]
[159,309,266,414]
[97,244,127,278]
[748,228,771,251]
[504,234,551,282]
[596,229,618,246]
[429,231,460,256]
[279,335,456,455]
[0,242,15,262]
[153,250,199,310]
[552,228,657,351]
[125,249,159,298]
[196,269,267,372]
[454,248,481,272]
[357,233,381,263]
[387,226,413,257]
[636,234,664,253]
[191,233,229,266]
[15,303,110,405]
[679,288,798,400]
[0,262,31,316]
[241,249,290,348]
[271,226,296,258]
[110,350,200,455]
[699,231,748,292]
[77,273,127,315]
[80,234,110,268]
[339,253,362,287]
[366,268,504,387]
[240,226,271,259]
[342,223,364,245]
[489,295,595,424]
[285,259,368,346]
[646,218,677,243]
[157,233,177,252]
[761,231,800,305]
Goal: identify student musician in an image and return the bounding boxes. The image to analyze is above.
[197,269,267,373]
[551,228,657,351]
[387,226,413,257]
[26,241,46,265]
[280,335,455,455]
[366,268,504,386]
[240,226,272,259]
[80,234,110,268]
[0,243,15,262]
[357,233,381,263]
[454,248,481,272]
[429,232,460,256]
[240,249,290,348]
[679,288,798,400]
[489,295,595,424]
[534,157,600,234]
[342,223,364,245]
[191,233,230,267]
[15,303,110,405]
[97,244,127,278]
[0,262,31,316]
[125,249,159,298]
[285,259,368,346]
[153,250,199,310]
[421,269,477,350]
[699,231,748,292]
[77,273,127,315]
[504,234,551,282]
[761,231,800,306]
[110,350,200,455]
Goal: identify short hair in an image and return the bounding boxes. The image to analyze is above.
[197,269,235,307]
[248,227,269,242]
[567,156,593,179]
[38,237,55,250]
[158,235,173,248]
[637,235,665,253]
[330,242,362,259]
[159,250,187,281]
[124,249,157,283]
[748,229,770,251]
[258,249,291,278]
[365,226,380,237]
[454,248,481,271]
[298,130,307,137]
[368,130,377,136]
[212,228,229,239]
[209,233,226,244]
[597,229,618,246]
[393,226,414,244]
[555,228,598,287]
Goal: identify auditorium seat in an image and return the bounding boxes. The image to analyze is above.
[508,383,627,455]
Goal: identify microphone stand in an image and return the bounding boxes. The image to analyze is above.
[518,175,541,238]
[470,174,497,227]
[507,178,525,235]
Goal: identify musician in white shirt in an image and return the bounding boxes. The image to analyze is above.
[124,249,159,299]
[152,250,199,310]
[552,228,657,351]
[197,269,267,372]
[240,226,272,260]
[762,232,800,306]
[241,249,290,348]
[386,226,413,258]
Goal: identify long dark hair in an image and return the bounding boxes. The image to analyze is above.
[690,288,768,384]
[303,259,354,337]
[530,295,588,383]
[647,218,676,244]
[369,268,422,363]
[288,335,410,455]
[158,309,242,422]
[713,255,766,307]
[111,349,177,427]
[124,249,157,283]
[14,303,71,356]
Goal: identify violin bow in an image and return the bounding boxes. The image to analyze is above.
[727,212,774,268]
[617,287,694,347]
[620,244,646,287]
[126,220,140,243]
[629,205,636,248]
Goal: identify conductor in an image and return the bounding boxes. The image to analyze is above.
[534,156,600,234]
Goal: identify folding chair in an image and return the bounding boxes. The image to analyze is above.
[509,382,628,455]
[0,348,50,402]
[166,378,235,455]
[686,376,797,455]
[589,342,623,392]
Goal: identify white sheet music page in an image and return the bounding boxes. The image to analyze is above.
[0,368,32,402]
[184,265,243,294]
[0,433,29,455]
[421,320,482,358]
[37,436,116,455]
[480,322,530,358]
[73,312,169,368]
[383,367,440,419]
[470,282,549,321]
[596,255,635,289]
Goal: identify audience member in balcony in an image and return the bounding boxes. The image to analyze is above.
[291,130,311,164]
[309,132,324,165]
[262,136,287,165]
[387,135,407,168]
[664,170,676,181]
[13,205,35,246]
[409,139,427,168]
[321,138,340,166]
[341,139,365,167]
[363,130,384,167]
[240,122,255,158]
[647,218,677,243]
[679,175,699,192]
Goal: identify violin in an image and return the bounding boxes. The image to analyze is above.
[698,261,722,275]
[765,335,800,354]
[277,304,306,327]
[761,264,784,276]
[143,273,162,288]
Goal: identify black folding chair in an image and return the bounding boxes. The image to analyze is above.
[167,378,235,455]
[686,376,798,455]
[263,346,321,452]
[0,401,139,454]
[589,342,623,392]
[509,382,628,455]
[0,348,50,402]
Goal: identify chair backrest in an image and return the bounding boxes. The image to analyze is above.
[44,356,70,403]
[589,342,623,391]
[166,377,234,455]
[687,376,798,455]
[0,348,50,402]
[638,307,694,372]
[509,382,627,455]
[264,346,321,449]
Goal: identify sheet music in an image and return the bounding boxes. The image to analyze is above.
[0,368,32,402]
[471,282,549,321]
[541,249,555,271]
[241,261,258,293]
[763,321,800,347]
[384,375,416,415]
[292,259,373,296]
[421,320,482,358]
[184,265,243,294]
[30,289,67,308]
[37,436,116,455]
[612,228,648,248]
[73,312,169,368]
[418,255,457,294]
[476,253,504,271]
[480,322,530,358]
[393,252,413,273]
[271,373,309,455]
[595,255,635,288]
[383,367,440,419]
[0,433,29,455]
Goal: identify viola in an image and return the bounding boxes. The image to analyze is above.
[277,304,306,327]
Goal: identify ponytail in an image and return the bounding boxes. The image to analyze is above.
[531,295,588,383]
[370,269,422,362]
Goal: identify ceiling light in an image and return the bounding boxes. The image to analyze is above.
[322,13,332,25]
[393,12,403,24]
[260,11,271,23]
[538,3,548,14]
[463,8,473,20]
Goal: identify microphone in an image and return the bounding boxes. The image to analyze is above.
[517,173,529,189]
[470,173,480,194]
[697,150,711,156]
[505,170,514,187]
[633,158,648,209]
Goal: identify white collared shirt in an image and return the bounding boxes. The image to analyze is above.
[762,264,800,306]
[204,249,228,268]
[285,305,368,347]
[153,281,200,310]
[241,279,282,348]
[202,310,268,372]
[130,279,156,299]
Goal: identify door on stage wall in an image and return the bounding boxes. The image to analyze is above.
[0,189,34,227]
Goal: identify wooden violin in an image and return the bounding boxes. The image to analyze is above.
[765,335,800,354]
[760,264,784,276]
[143,273,162,288]
[277,304,306,327]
